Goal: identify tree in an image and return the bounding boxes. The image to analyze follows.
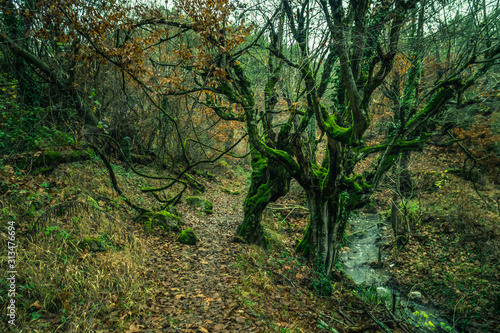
[194,0,500,282]
[4,0,498,286]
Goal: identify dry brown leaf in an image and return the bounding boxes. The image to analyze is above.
[29,301,42,310]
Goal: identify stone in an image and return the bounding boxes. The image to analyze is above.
[376,287,390,298]
[79,237,105,252]
[409,291,423,299]
[186,196,213,214]
[137,210,183,232]
[177,228,197,245]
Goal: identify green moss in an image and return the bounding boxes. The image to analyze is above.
[79,237,105,252]
[186,196,213,214]
[184,173,206,193]
[223,188,240,195]
[296,224,311,257]
[67,150,84,159]
[30,166,53,176]
[157,210,181,220]
[143,220,152,233]
[405,87,454,129]
[44,150,63,162]
[87,196,103,211]
[324,114,353,143]
[312,165,327,179]
[137,210,183,231]
[237,175,272,246]
[343,174,371,194]
[244,184,272,210]
[262,146,300,175]
[177,228,197,245]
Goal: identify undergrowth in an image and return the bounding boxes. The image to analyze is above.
[388,172,500,332]
[0,160,151,332]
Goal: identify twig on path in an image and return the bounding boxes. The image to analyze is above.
[364,307,392,333]
[337,308,355,325]
[317,318,340,333]
[317,311,348,327]
[386,309,412,333]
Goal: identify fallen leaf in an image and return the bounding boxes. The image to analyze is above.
[29,301,42,310]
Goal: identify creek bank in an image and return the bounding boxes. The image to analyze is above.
[340,213,457,332]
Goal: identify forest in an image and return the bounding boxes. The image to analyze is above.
[0,0,499,331]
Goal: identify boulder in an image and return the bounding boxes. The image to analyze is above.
[137,210,183,232]
[186,196,213,214]
[376,287,391,299]
[177,228,197,245]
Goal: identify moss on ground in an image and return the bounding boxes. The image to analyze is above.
[186,196,213,214]
[177,228,198,245]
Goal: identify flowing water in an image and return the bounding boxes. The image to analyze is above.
[340,214,457,332]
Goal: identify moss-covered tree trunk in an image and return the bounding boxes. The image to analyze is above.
[236,13,290,245]
[296,188,350,276]
[236,150,291,245]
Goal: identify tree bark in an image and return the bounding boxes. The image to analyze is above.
[236,150,291,246]
[297,189,349,276]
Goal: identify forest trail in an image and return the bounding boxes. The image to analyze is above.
[133,178,393,333]
[138,182,260,332]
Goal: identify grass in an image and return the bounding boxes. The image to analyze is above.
[0,160,151,332]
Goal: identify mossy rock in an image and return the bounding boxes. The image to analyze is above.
[183,173,206,193]
[177,228,197,245]
[185,196,213,214]
[78,237,105,252]
[362,202,378,214]
[222,188,240,195]
[196,170,216,180]
[137,210,183,232]
[164,205,181,217]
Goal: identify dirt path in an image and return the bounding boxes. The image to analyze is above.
[138,183,262,332]
[132,180,393,333]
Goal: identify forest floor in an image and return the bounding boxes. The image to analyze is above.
[127,169,402,333]
[0,156,413,333]
[1,148,499,332]
[370,144,500,333]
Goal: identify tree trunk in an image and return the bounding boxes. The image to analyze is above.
[297,191,348,277]
[236,151,291,246]
[399,151,413,197]
[391,153,412,248]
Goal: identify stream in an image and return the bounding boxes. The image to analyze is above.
[340,214,458,333]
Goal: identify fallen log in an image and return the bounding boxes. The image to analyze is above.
[6,148,92,174]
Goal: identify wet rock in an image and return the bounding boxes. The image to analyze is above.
[409,291,423,299]
[376,287,390,298]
